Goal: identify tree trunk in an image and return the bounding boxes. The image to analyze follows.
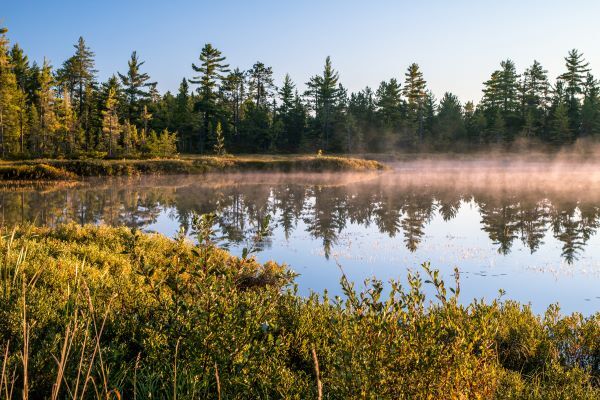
[0,108,4,158]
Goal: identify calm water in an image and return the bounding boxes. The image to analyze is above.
[2,161,600,314]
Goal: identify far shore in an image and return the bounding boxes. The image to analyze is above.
[0,154,387,181]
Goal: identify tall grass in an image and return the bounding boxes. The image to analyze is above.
[0,222,598,399]
[0,155,386,180]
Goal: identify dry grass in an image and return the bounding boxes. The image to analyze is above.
[0,155,386,180]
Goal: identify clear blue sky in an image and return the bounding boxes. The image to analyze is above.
[3,1,600,103]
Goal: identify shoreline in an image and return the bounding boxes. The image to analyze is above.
[0,155,387,181]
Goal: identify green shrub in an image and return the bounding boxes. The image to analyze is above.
[0,223,596,398]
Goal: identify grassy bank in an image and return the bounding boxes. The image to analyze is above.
[0,224,599,399]
[0,155,387,181]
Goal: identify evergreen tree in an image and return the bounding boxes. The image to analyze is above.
[521,60,549,138]
[402,63,427,145]
[9,44,30,92]
[118,51,155,123]
[101,84,121,157]
[58,37,97,149]
[348,87,376,151]
[305,56,341,150]
[559,49,590,135]
[547,81,571,145]
[247,62,275,107]
[172,78,195,151]
[213,121,226,155]
[57,87,79,155]
[376,78,403,131]
[190,43,229,152]
[275,74,306,152]
[0,27,22,157]
[221,68,245,138]
[434,92,465,147]
[35,59,59,155]
[581,73,600,136]
[482,60,520,141]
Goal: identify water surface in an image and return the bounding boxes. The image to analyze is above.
[2,160,600,314]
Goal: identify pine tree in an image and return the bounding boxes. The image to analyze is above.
[560,49,590,100]
[221,69,245,138]
[58,37,97,149]
[376,78,402,130]
[0,27,22,157]
[521,60,550,138]
[275,74,296,151]
[118,51,155,123]
[173,78,195,151]
[213,121,226,155]
[57,87,78,155]
[481,60,520,141]
[9,44,30,91]
[581,73,600,136]
[305,56,341,150]
[434,92,465,147]
[190,43,229,152]
[548,100,571,145]
[247,62,275,107]
[403,63,427,145]
[101,86,121,157]
[35,59,59,155]
[559,49,590,135]
[348,87,375,151]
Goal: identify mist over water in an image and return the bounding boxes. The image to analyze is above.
[2,156,600,314]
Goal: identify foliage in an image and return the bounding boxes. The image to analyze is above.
[0,224,598,398]
[4,23,600,158]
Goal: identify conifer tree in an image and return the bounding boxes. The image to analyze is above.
[434,92,465,146]
[548,81,571,144]
[521,60,550,138]
[57,87,78,155]
[376,78,402,130]
[221,69,245,138]
[247,62,275,107]
[403,63,427,144]
[118,51,155,123]
[101,86,121,157]
[581,73,600,136]
[9,44,30,91]
[35,59,59,155]
[559,49,590,135]
[0,27,21,157]
[190,43,229,152]
[305,56,341,150]
[58,37,97,149]
[213,121,226,155]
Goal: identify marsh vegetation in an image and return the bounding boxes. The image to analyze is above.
[1,223,599,399]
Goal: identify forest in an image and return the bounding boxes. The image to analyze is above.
[1,25,599,159]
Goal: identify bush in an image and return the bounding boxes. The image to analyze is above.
[0,223,598,398]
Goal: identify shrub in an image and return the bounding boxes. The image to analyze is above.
[0,223,598,398]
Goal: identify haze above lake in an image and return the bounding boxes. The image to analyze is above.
[3,158,600,314]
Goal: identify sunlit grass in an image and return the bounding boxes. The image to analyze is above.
[0,222,598,398]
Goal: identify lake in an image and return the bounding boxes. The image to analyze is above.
[2,158,600,314]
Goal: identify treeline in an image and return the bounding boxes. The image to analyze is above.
[1,25,599,158]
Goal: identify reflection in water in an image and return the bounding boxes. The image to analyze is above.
[1,171,600,264]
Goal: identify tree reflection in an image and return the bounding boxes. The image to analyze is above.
[2,174,600,263]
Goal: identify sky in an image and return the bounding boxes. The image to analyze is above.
[3,1,600,103]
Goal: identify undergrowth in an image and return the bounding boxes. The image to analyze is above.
[0,221,598,399]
